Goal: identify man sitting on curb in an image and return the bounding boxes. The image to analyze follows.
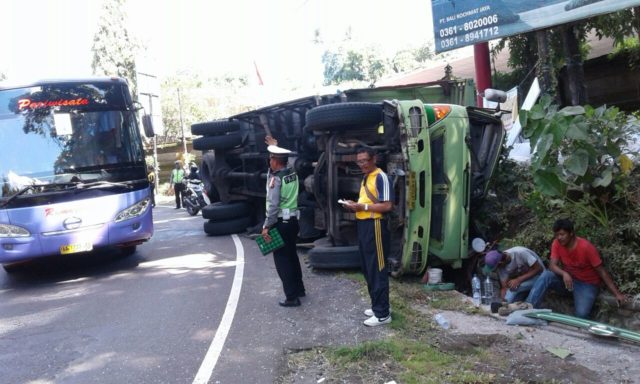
[525,218,628,319]
[484,247,545,304]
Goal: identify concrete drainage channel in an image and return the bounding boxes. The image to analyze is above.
[523,310,640,344]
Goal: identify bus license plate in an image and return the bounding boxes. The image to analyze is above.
[60,242,93,255]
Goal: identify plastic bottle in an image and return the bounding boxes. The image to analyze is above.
[471,274,481,307]
[483,275,494,305]
[433,313,450,329]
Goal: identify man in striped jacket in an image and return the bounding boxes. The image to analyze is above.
[344,146,394,326]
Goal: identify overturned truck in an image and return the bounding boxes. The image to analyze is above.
[192,79,505,277]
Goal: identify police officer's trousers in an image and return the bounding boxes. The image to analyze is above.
[273,217,305,300]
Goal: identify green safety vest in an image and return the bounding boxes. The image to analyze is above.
[171,169,185,183]
[266,168,298,212]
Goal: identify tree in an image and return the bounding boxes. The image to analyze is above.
[493,8,640,98]
[91,0,140,100]
[0,72,5,81]
[160,71,251,143]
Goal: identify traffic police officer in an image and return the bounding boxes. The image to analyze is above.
[262,143,306,307]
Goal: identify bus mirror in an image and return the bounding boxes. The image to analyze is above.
[142,114,155,137]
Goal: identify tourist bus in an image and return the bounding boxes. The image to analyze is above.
[0,78,153,272]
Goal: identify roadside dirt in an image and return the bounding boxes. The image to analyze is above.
[429,305,640,384]
[278,268,640,384]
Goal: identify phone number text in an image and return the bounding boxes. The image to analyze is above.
[439,26,500,49]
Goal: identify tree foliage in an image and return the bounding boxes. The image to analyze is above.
[322,46,387,86]
[319,27,434,86]
[91,0,140,100]
[159,71,250,142]
[492,8,640,92]
[519,95,640,226]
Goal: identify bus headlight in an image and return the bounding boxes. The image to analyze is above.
[0,224,31,238]
[115,198,151,223]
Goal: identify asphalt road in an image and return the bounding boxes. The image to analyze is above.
[0,201,385,383]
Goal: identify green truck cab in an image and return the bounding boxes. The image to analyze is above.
[304,99,504,276]
[191,79,505,277]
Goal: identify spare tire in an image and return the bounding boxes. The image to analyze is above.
[193,133,242,151]
[204,216,251,236]
[202,201,251,221]
[308,237,361,269]
[191,120,240,136]
[306,102,383,132]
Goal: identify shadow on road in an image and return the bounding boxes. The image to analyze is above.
[0,247,144,288]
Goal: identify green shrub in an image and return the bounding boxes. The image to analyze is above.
[477,101,640,295]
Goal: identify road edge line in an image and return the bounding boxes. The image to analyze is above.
[192,234,244,384]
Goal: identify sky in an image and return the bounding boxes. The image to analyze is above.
[1,0,437,91]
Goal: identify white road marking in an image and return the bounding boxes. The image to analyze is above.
[192,234,244,384]
[154,216,201,224]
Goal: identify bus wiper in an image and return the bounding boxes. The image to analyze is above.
[74,180,135,190]
[0,183,50,208]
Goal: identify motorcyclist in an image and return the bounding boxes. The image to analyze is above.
[187,162,200,180]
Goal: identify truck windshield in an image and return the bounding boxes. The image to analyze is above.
[0,82,146,199]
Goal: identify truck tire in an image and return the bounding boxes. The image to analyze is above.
[308,238,361,269]
[202,201,251,221]
[191,120,240,136]
[204,216,251,236]
[193,133,242,151]
[199,153,220,202]
[306,102,383,132]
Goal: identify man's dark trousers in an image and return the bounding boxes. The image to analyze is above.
[357,218,390,318]
[273,218,305,300]
[174,183,184,208]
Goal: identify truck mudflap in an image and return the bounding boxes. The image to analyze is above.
[523,310,640,344]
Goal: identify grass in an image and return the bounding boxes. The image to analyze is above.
[327,338,497,383]
[287,272,500,383]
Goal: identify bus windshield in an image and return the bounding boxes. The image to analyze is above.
[0,81,146,199]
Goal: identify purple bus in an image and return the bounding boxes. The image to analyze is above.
[0,78,153,272]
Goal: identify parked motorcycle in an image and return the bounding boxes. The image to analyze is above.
[182,179,209,216]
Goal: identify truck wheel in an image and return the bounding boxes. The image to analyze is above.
[202,201,251,221]
[193,133,242,151]
[306,102,383,132]
[308,238,361,269]
[199,153,220,202]
[204,216,251,236]
[191,120,240,136]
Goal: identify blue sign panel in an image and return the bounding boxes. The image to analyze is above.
[432,0,640,53]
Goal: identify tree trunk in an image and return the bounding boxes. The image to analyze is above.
[634,7,640,42]
[535,29,555,99]
[561,24,586,106]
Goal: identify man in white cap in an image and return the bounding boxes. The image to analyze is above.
[262,137,306,307]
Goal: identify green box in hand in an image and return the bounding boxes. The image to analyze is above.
[255,227,285,255]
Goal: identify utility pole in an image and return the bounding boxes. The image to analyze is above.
[177,87,188,159]
[137,72,160,192]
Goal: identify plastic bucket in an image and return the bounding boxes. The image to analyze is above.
[427,268,443,284]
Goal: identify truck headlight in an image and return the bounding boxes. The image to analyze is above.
[0,224,30,238]
[115,198,150,223]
